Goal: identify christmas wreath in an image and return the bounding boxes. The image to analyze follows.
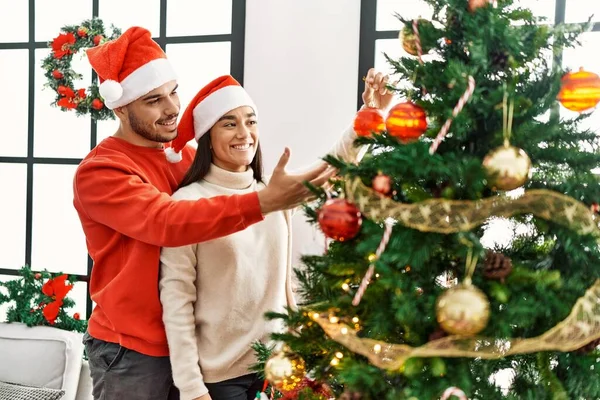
[0,266,87,333]
[41,18,121,121]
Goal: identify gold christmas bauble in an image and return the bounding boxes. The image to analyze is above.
[399,19,432,56]
[264,350,306,392]
[436,282,490,336]
[482,145,531,191]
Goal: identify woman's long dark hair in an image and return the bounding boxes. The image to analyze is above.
[178,131,264,189]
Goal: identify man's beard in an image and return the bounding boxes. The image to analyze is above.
[128,109,178,143]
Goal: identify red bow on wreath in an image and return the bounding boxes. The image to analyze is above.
[41,274,73,324]
[56,86,87,109]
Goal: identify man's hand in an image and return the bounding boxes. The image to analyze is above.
[258,148,335,214]
[362,68,395,112]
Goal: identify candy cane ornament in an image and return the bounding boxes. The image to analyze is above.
[440,387,468,400]
[352,222,393,306]
[412,19,424,65]
[429,75,476,155]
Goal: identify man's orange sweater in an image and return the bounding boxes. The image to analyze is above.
[73,137,263,356]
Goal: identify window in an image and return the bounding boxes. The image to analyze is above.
[0,0,246,319]
[357,0,600,248]
[358,0,600,121]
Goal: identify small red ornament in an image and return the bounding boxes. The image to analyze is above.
[557,67,600,112]
[92,98,104,110]
[73,313,80,320]
[318,199,362,241]
[353,108,385,137]
[385,102,428,142]
[372,173,392,195]
[93,35,104,46]
[52,70,64,79]
[468,0,490,12]
[77,27,88,37]
[34,273,42,280]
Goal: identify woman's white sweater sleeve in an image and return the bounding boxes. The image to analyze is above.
[159,242,208,400]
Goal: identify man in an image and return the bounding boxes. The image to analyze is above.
[74,26,335,400]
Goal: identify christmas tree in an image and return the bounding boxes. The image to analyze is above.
[256,0,600,399]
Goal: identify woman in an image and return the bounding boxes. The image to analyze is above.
[159,71,392,400]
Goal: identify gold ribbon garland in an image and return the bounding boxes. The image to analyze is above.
[312,280,600,370]
[345,177,600,236]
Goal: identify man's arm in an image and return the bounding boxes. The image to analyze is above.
[74,149,334,247]
[74,161,263,248]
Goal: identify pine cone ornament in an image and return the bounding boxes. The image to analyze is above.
[575,338,600,355]
[490,49,509,70]
[483,251,513,281]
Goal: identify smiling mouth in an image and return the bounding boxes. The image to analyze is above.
[158,118,177,127]
[231,143,253,150]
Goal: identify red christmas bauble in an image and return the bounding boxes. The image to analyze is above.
[557,67,600,112]
[52,70,64,79]
[34,273,42,280]
[93,35,104,46]
[73,313,80,320]
[318,199,362,241]
[385,102,428,142]
[77,27,88,37]
[92,98,104,110]
[353,108,385,137]
[372,173,392,195]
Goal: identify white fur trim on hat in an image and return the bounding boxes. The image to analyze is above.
[192,85,257,139]
[104,58,177,109]
[164,147,182,163]
[99,80,123,103]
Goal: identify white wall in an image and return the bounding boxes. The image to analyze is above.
[244,0,362,263]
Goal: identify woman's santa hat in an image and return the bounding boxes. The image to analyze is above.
[166,75,257,163]
[86,26,177,110]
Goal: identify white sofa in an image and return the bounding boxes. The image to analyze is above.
[0,323,93,400]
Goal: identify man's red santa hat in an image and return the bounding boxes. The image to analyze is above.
[86,26,177,110]
[166,75,257,163]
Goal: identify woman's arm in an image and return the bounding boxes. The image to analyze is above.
[159,243,209,400]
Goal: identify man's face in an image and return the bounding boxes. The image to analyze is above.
[119,80,180,143]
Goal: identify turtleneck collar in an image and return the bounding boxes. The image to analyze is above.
[203,164,255,190]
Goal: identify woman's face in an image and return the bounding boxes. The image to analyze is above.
[208,106,259,172]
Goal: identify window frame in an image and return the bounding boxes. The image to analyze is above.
[357,0,600,109]
[0,0,247,318]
